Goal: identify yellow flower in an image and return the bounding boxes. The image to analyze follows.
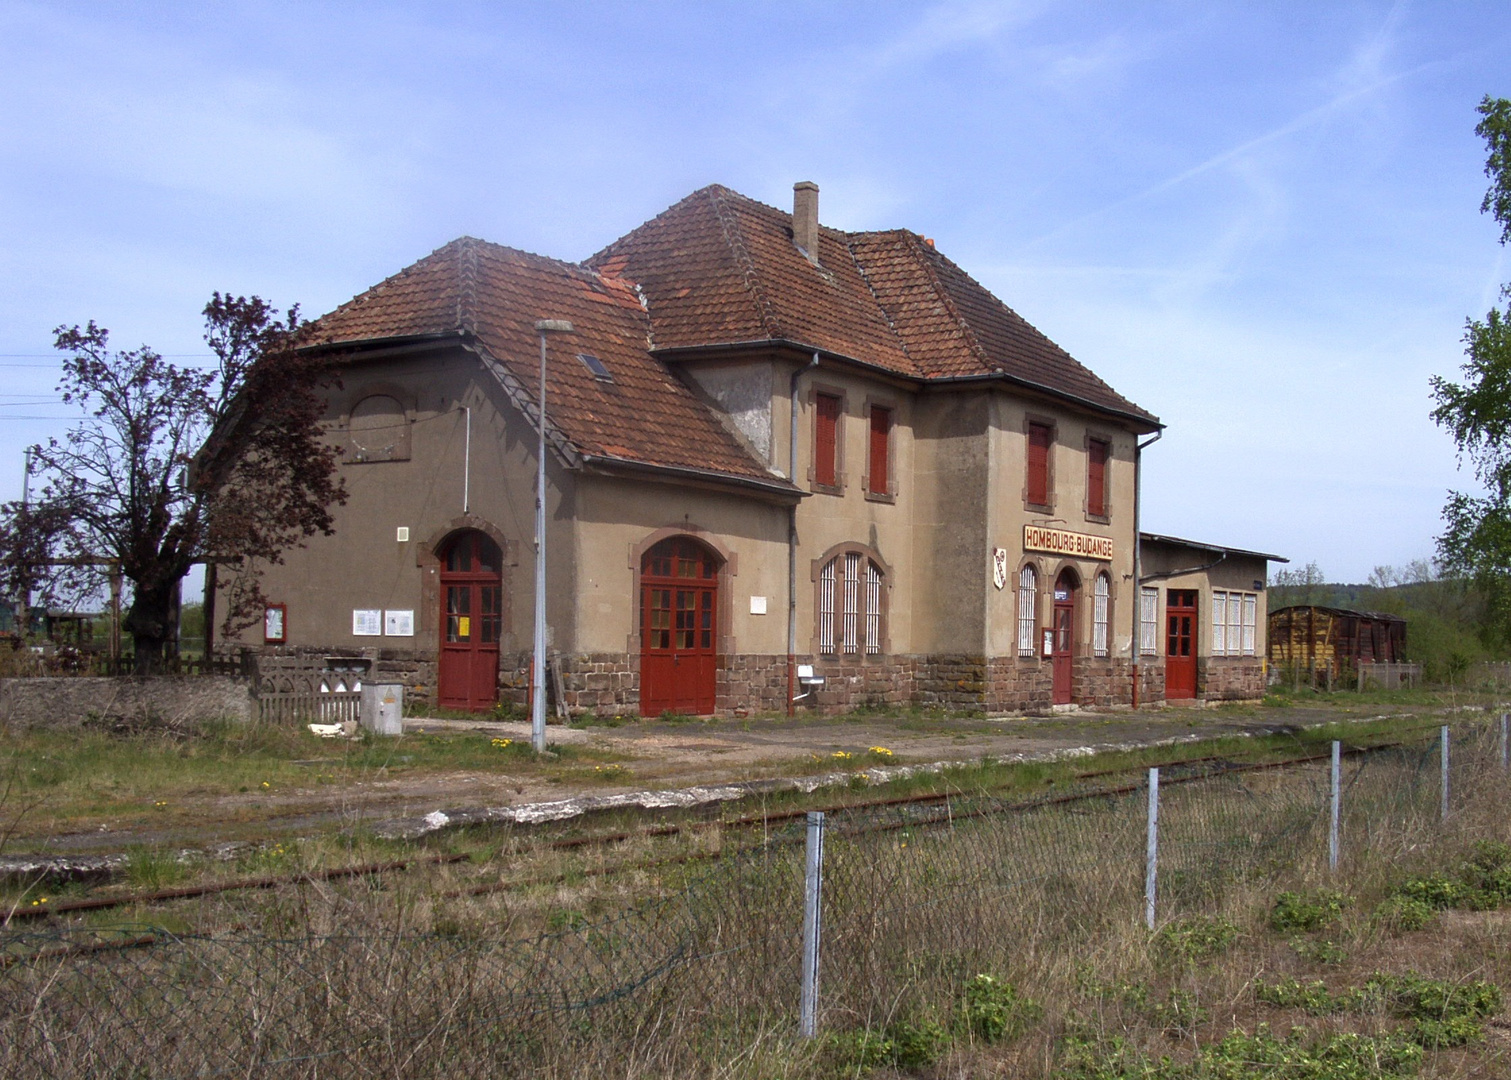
[832,750,853,760]
[491,737,512,749]
[261,781,270,789]
[868,746,894,757]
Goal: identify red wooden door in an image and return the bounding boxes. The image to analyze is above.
[1052,571,1076,705]
[640,538,719,716]
[1165,589,1197,700]
[437,532,503,711]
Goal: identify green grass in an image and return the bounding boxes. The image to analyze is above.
[0,721,632,835]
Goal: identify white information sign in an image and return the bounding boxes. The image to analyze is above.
[352,609,382,636]
[384,609,415,637]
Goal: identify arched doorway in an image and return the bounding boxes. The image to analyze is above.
[437,530,503,711]
[1052,568,1079,705]
[640,536,721,715]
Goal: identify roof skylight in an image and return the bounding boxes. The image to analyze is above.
[577,353,613,382]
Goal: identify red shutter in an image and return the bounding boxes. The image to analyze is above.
[868,406,891,495]
[815,394,840,487]
[1088,438,1108,517]
[1027,422,1051,506]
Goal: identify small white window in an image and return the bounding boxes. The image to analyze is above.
[1212,591,1227,656]
[1242,594,1257,656]
[1093,573,1110,657]
[1140,586,1159,657]
[1228,593,1243,658]
[1017,566,1038,657]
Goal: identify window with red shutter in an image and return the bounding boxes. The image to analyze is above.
[1027,422,1052,506]
[868,406,891,495]
[1087,438,1109,517]
[814,393,840,488]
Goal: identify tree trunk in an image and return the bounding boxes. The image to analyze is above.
[125,583,176,676]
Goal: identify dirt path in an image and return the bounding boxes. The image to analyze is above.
[11,700,1463,855]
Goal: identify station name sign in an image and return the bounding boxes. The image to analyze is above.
[1023,525,1114,562]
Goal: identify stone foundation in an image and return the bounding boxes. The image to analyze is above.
[237,643,1266,718]
[1199,658,1265,701]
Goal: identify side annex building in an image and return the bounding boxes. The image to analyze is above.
[226,182,1283,716]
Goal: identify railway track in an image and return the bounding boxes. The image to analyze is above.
[1,719,1454,928]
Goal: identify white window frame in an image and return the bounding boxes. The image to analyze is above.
[1092,573,1110,658]
[1212,591,1227,656]
[1017,565,1038,657]
[1139,586,1158,657]
[1241,594,1257,656]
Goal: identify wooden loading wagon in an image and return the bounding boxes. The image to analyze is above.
[1267,605,1408,686]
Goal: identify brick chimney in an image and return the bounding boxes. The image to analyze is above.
[793,181,819,265]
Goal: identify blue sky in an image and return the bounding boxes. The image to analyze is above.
[1,1,1508,587]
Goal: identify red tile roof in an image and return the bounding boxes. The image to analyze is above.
[304,183,1157,491]
[306,238,789,490]
[589,185,1157,424]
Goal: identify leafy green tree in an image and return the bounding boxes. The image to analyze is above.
[1432,96,1511,642]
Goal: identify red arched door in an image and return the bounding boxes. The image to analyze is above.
[437,531,503,711]
[1052,569,1077,705]
[640,537,720,716]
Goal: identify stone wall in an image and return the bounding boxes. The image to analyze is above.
[0,676,256,730]
[1071,657,1133,708]
[984,657,1053,714]
[1199,658,1265,701]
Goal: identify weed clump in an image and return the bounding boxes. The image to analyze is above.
[960,973,1041,1043]
[1269,889,1348,932]
[1372,894,1437,932]
[832,1017,950,1071]
[1255,971,1502,1049]
[1056,1024,1425,1078]
[1157,915,1239,963]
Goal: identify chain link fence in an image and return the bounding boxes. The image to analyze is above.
[1,716,1503,1077]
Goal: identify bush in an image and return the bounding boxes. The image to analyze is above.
[960,973,1041,1043]
[1157,915,1240,962]
[833,1017,951,1072]
[1270,890,1349,932]
[1373,895,1437,932]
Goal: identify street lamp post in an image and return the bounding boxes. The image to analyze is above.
[532,319,573,753]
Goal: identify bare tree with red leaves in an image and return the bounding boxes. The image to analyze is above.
[0,295,345,673]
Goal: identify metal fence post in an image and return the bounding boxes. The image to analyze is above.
[1145,767,1159,930]
[1440,725,1450,823]
[1329,741,1341,873]
[800,810,826,1038]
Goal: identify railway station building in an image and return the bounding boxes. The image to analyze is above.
[223,182,1283,715]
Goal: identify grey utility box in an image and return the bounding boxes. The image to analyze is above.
[360,683,404,736]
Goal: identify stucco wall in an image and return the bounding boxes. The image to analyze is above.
[226,346,577,660]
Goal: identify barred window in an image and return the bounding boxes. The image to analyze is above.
[1017,565,1038,657]
[819,551,884,655]
[1093,573,1110,657]
[1242,594,1257,656]
[1212,592,1227,655]
[1140,586,1159,657]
